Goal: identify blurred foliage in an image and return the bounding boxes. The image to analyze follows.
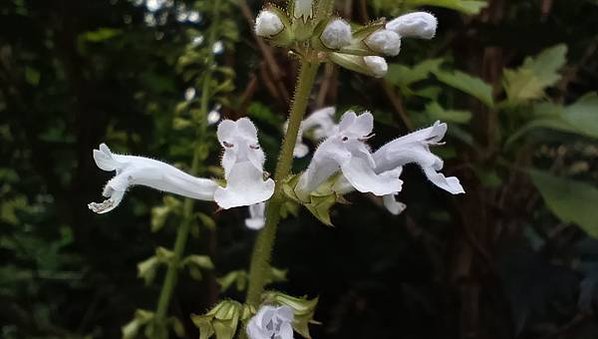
[1,0,598,338]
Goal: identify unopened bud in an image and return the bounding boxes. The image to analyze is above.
[255,10,284,37]
[363,56,388,78]
[365,29,401,56]
[320,19,352,50]
[386,12,437,39]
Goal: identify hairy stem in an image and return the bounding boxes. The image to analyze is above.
[245,60,320,306]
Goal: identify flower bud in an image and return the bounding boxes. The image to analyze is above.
[386,12,437,39]
[255,10,284,37]
[363,56,388,78]
[365,29,401,56]
[320,19,352,50]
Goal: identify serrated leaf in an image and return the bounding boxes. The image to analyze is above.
[503,44,567,103]
[433,69,494,107]
[530,171,598,238]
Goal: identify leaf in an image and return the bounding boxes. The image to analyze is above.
[25,67,40,86]
[505,93,598,146]
[80,28,122,42]
[563,92,598,138]
[432,69,494,107]
[530,170,598,238]
[425,102,472,124]
[405,0,488,15]
[503,44,567,103]
[137,256,159,285]
[183,255,214,270]
[386,59,444,88]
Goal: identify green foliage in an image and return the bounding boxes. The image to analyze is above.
[404,0,488,14]
[503,44,567,103]
[432,68,495,107]
[530,171,598,238]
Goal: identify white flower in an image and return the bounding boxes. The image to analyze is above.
[386,12,437,40]
[207,104,222,125]
[383,194,407,215]
[184,87,196,101]
[214,118,275,209]
[365,29,401,56]
[363,56,388,78]
[255,10,284,37]
[293,0,313,20]
[88,144,218,214]
[291,107,337,158]
[245,202,266,230]
[247,305,294,339]
[212,41,224,54]
[295,111,402,200]
[320,19,352,50]
[373,121,465,195]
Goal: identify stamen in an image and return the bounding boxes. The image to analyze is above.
[223,141,234,148]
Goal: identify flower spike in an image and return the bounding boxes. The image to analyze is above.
[88,144,218,214]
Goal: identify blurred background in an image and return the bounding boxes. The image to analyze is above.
[1,0,598,338]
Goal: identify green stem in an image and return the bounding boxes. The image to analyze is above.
[245,60,320,306]
[153,2,222,336]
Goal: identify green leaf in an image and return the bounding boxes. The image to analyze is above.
[432,69,494,107]
[503,44,567,103]
[386,59,444,88]
[505,93,598,146]
[25,67,40,85]
[530,171,598,238]
[80,28,122,42]
[425,102,472,124]
[404,0,488,15]
[137,256,159,285]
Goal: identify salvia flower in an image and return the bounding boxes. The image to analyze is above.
[292,107,337,158]
[255,10,284,37]
[295,111,402,201]
[214,118,275,209]
[386,12,437,40]
[373,121,465,195]
[365,29,401,56]
[245,202,266,230]
[320,19,352,50]
[247,305,294,339]
[88,144,218,214]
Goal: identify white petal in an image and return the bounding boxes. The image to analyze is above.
[363,56,388,78]
[214,162,275,209]
[279,323,294,339]
[341,154,402,196]
[93,143,122,171]
[217,119,237,146]
[245,203,266,230]
[276,306,294,322]
[296,138,351,200]
[294,0,313,19]
[422,167,465,194]
[386,12,437,39]
[366,29,401,56]
[383,194,406,215]
[255,10,284,37]
[293,142,310,158]
[302,107,337,140]
[89,144,218,214]
[321,19,352,49]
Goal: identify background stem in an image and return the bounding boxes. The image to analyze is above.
[245,60,320,306]
[153,1,221,336]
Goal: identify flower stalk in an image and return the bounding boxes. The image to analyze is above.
[245,60,320,306]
